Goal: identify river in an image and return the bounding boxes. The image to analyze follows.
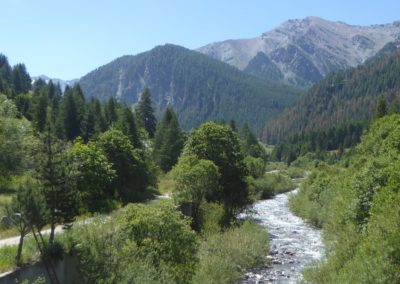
[240,189,324,283]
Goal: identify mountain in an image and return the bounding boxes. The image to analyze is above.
[263,48,400,143]
[79,44,302,132]
[198,17,400,86]
[32,75,78,91]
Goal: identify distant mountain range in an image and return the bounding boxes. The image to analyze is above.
[32,75,78,92]
[78,44,302,132]
[36,16,400,136]
[263,49,400,143]
[198,16,400,86]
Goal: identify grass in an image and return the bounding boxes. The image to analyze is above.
[264,162,287,172]
[0,194,13,214]
[157,173,175,195]
[0,236,39,273]
[0,194,19,239]
[192,220,269,284]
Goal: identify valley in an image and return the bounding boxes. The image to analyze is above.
[1,6,400,284]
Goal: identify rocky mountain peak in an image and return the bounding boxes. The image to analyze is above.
[198,17,400,86]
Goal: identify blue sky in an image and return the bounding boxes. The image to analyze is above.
[1,0,399,79]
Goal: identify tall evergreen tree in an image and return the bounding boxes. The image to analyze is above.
[58,86,86,140]
[376,94,388,119]
[35,112,78,243]
[81,105,96,142]
[0,54,12,88]
[93,98,107,133]
[12,64,31,94]
[240,123,265,159]
[62,91,80,140]
[105,97,118,127]
[136,88,157,138]
[116,106,141,148]
[32,91,48,132]
[153,107,185,172]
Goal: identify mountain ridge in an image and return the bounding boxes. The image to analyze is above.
[79,44,302,132]
[263,48,400,143]
[198,16,400,85]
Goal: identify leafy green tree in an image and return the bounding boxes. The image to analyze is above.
[153,107,185,172]
[116,106,141,148]
[6,181,46,264]
[172,155,220,231]
[97,129,151,203]
[35,113,78,243]
[68,139,116,213]
[183,122,249,220]
[136,88,157,138]
[0,95,33,183]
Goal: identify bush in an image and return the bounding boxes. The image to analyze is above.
[254,173,296,199]
[290,115,400,283]
[244,156,265,179]
[286,166,305,179]
[193,221,269,284]
[69,201,199,284]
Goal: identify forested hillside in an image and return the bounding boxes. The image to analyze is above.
[263,49,400,143]
[290,114,400,283]
[79,44,302,132]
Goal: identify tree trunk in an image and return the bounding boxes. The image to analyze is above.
[49,222,55,243]
[16,235,24,265]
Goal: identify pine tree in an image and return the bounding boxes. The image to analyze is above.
[93,98,107,133]
[81,106,96,142]
[105,97,118,127]
[35,112,78,243]
[59,86,86,140]
[12,64,31,94]
[136,88,157,138]
[116,106,141,148]
[376,94,388,119]
[153,107,185,172]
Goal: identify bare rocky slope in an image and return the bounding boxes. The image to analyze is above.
[198,16,400,86]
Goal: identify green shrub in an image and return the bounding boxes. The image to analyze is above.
[290,115,400,283]
[254,173,296,199]
[286,166,305,179]
[68,201,199,284]
[193,221,269,284]
[199,202,225,236]
[244,156,265,179]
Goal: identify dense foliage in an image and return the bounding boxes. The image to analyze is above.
[264,49,400,143]
[289,114,400,283]
[79,44,302,133]
[153,107,185,172]
[181,122,250,221]
[1,51,271,283]
[68,202,198,283]
[272,121,364,164]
